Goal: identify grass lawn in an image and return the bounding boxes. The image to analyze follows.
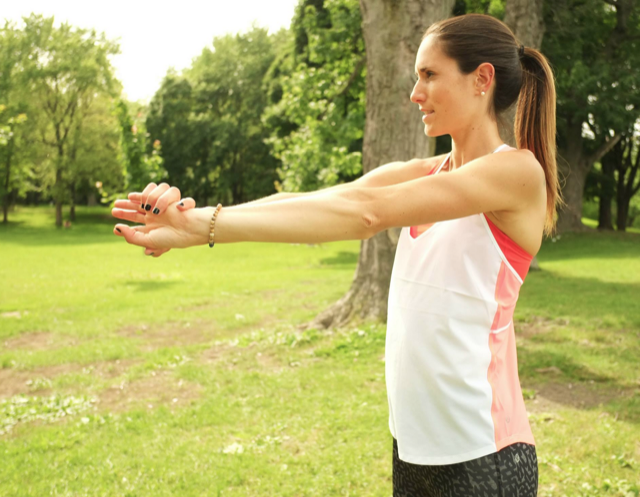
[1,205,639,496]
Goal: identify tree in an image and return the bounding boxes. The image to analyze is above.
[114,99,165,196]
[145,73,196,196]
[22,14,120,226]
[612,131,640,230]
[65,94,126,216]
[300,0,452,330]
[0,22,33,223]
[147,27,281,207]
[596,149,618,230]
[541,0,640,232]
[264,0,366,193]
[187,27,280,205]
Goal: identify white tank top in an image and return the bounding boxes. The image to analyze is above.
[386,143,536,465]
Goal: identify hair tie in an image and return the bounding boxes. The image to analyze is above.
[519,44,525,58]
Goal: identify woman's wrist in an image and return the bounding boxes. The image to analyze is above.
[186,206,217,247]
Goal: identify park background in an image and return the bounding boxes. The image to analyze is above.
[1,0,639,495]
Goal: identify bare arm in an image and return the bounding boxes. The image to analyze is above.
[355,155,447,188]
[228,155,447,211]
[111,154,456,248]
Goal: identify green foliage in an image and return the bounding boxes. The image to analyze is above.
[264,0,365,192]
[456,0,505,18]
[146,27,280,205]
[146,73,195,192]
[0,22,36,219]
[543,0,640,148]
[105,99,165,203]
[17,14,122,223]
[64,95,125,208]
[0,106,32,204]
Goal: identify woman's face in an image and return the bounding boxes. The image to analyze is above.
[410,34,488,138]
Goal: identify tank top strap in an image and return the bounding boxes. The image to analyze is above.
[493,143,513,153]
[432,153,451,175]
[433,144,510,176]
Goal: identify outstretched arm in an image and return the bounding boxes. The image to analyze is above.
[113,184,374,250]
[111,155,443,252]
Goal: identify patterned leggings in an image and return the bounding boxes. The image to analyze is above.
[392,438,538,496]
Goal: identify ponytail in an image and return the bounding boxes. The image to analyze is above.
[516,48,565,236]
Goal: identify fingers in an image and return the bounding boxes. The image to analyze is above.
[114,198,145,212]
[113,223,154,248]
[176,197,196,211]
[127,192,143,206]
[111,206,147,225]
[129,183,190,215]
[144,247,170,258]
[145,183,171,213]
[152,186,182,215]
[140,183,157,212]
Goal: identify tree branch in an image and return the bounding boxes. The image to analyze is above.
[588,133,622,164]
[333,56,366,102]
[318,56,366,120]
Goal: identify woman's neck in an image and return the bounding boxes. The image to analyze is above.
[448,122,505,171]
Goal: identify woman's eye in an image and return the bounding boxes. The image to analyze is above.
[426,71,434,78]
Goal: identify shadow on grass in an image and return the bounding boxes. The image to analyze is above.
[537,230,640,262]
[122,280,180,292]
[319,251,359,266]
[520,347,640,424]
[0,209,131,247]
[521,271,640,329]
[520,347,615,384]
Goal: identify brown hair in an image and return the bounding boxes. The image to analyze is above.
[424,13,565,237]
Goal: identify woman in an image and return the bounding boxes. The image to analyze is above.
[112,13,562,496]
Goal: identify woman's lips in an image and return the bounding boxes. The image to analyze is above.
[422,110,434,122]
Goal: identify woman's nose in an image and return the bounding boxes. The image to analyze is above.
[410,82,424,104]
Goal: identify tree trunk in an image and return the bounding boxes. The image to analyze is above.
[298,0,452,332]
[2,125,14,224]
[598,194,614,231]
[557,117,590,233]
[614,134,640,231]
[69,182,76,222]
[616,198,629,231]
[55,167,63,228]
[598,155,615,230]
[557,120,621,233]
[503,0,545,270]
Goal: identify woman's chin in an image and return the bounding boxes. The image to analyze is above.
[423,123,447,138]
[423,125,438,137]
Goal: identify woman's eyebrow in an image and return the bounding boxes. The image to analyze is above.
[415,66,434,75]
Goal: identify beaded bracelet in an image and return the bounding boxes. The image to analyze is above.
[208,203,223,248]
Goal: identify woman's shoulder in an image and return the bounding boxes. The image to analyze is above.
[499,147,544,177]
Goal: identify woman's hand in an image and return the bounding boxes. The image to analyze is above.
[111,182,196,257]
[112,203,211,251]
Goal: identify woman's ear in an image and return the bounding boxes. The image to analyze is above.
[475,62,495,95]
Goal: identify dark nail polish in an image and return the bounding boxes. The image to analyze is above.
[153,207,159,215]
[141,203,144,209]
[149,252,154,256]
[178,202,184,207]
[115,227,122,233]
[145,204,151,211]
